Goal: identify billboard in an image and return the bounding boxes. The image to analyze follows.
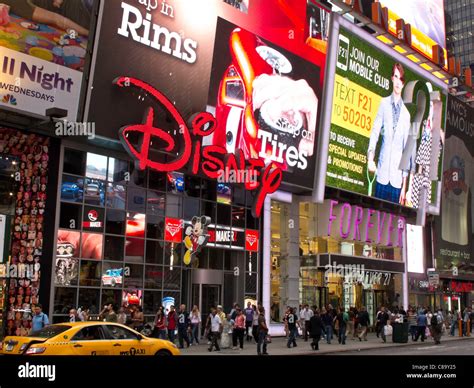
[325,24,446,209]
[406,224,424,274]
[0,1,97,120]
[379,0,447,68]
[434,96,474,273]
[84,0,328,194]
[206,18,321,188]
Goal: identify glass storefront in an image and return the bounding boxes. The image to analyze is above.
[269,199,405,326]
[53,146,260,322]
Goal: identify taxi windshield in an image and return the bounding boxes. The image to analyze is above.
[28,325,71,338]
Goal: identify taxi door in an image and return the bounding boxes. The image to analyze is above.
[103,324,152,356]
[68,325,111,355]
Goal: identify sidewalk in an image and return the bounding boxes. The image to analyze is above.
[177,332,474,356]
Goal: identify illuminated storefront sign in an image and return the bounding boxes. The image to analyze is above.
[451,281,473,293]
[327,200,406,247]
[116,76,282,218]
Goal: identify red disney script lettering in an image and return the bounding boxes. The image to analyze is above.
[114,76,282,217]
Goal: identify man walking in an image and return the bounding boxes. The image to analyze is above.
[286,307,298,348]
[357,306,370,341]
[301,304,313,341]
[177,304,190,349]
[244,302,254,341]
[208,307,222,352]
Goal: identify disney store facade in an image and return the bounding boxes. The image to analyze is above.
[49,0,327,323]
[51,142,261,323]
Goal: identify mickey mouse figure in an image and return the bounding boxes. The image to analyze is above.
[183,216,211,265]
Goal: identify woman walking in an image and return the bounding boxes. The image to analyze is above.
[189,305,201,345]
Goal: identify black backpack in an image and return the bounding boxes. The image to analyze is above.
[431,314,438,327]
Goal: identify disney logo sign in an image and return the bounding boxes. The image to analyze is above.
[115,76,282,218]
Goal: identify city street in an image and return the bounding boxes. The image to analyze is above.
[178,332,474,356]
[339,338,474,355]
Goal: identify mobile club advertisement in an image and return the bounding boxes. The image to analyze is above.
[326,26,446,209]
[0,1,96,120]
[85,0,328,194]
[434,96,474,274]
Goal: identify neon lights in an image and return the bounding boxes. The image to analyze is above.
[115,76,282,217]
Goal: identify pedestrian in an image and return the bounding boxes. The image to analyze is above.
[301,304,313,341]
[378,307,390,343]
[321,307,333,344]
[232,308,245,350]
[208,307,222,352]
[252,304,259,343]
[257,306,269,355]
[430,310,442,345]
[357,306,370,341]
[407,308,417,340]
[217,305,231,348]
[69,308,81,322]
[286,307,298,348]
[153,306,167,339]
[130,305,144,331]
[283,306,290,338]
[189,305,201,345]
[244,302,254,341]
[414,309,427,342]
[346,307,355,338]
[177,304,191,349]
[447,310,455,336]
[117,307,127,325]
[334,308,348,345]
[31,304,49,332]
[100,304,118,323]
[309,307,323,350]
[167,305,178,343]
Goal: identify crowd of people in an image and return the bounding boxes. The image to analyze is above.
[31,300,473,354]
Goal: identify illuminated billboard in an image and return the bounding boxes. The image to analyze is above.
[0,1,97,120]
[84,0,329,196]
[380,0,447,68]
[322,18,447,211]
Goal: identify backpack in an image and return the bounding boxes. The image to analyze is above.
[343,312,349,323]
[431,314,438,327]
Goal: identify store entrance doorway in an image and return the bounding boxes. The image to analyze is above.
[192,283,221,337]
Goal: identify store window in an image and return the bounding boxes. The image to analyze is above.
[54,147,261,322]
[270,200,290,323]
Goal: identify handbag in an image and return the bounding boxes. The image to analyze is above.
[264,334,272,344]
[383,325,393,336]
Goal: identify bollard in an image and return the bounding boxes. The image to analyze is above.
[468,320,471,336]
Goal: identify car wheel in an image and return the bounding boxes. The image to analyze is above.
[155,349,172,356]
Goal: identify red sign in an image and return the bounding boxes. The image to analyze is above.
[115,76,282,218]
[165,217,183,243]
[451,281,473,293]
[245,230,259,252]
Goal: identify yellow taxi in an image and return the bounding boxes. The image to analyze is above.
[0,322,180,356]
